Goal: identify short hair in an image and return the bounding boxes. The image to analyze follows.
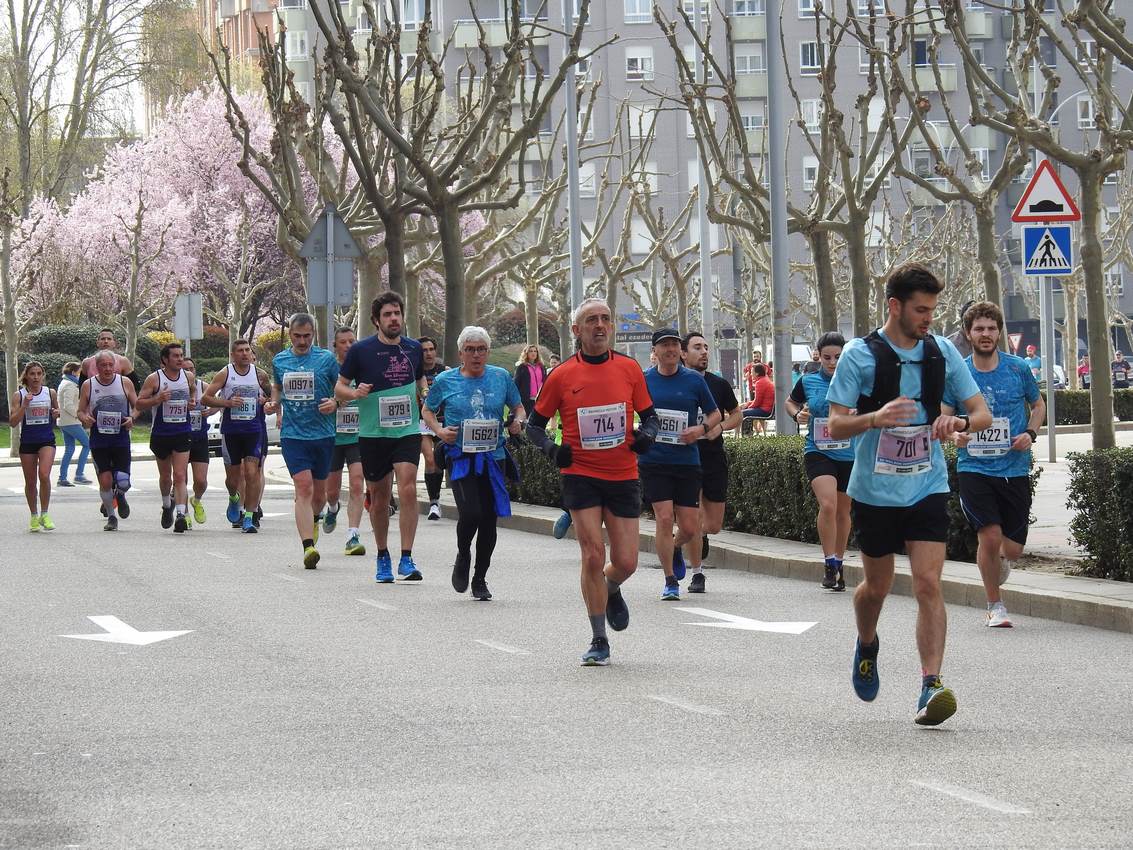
[231,338,251,351]
[160,342,183,363]
[19,360,44,386]
[962,301,1004,333]
[754,364,767,377]
[372,291,405,318]
[681,332,705,352]
[94,350,116,365]
[333,326,354,340]
[63,361,81,375]
[417,336,437,348]
[571,297,610,326]
[885,262,944,302]
[288,312,317,332]
[815,331,846,351]
[457,325,491,350]
[98,328,115,336]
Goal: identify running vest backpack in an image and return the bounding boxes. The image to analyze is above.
[856,330,945,423]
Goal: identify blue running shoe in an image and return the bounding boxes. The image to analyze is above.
[242,514,257,534]
[606,589,630,631]
[398,554,422,581]
[661,577,680,601]
[553,510,573,539]
[580,637,610,666]
[852,637,880,702]
[323,506,338,534]
[375,552,394,583]
[225,496,241,525]
[672,546,687,581]
[915,677,957,726]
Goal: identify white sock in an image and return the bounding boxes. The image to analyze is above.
[348,527,359,537]
[162,495,173,508]
[176,503,186,516]
[328,502,340,512]
[691,565,703,575]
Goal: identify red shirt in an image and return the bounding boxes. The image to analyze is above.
[534,351,653,481]
[745,376,774,411]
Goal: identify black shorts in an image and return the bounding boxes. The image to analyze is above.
[958,472,1032,545]
[359,435,420,482]
[332,442,362,470]
[92,445,131,476]
[805,452,853,493]
[19,439,56,455]
[639,463,702,509]
[561,474,641,519]
[700,452,729,503]
[222,431,263,466]
[851,493,950,558]
[189,437,210,464]
[150,432,191,459]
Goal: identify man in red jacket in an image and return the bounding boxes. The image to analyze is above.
[742,364,775,434]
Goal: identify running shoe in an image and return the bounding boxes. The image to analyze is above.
[57,479,74,487]
[451,552,471,593]
[183,513,192,529]
[303,546,321,569]
[471,579,492,601]
[39,514,55,531]
[428,503,441,521]
[389,500,397,517]
[253,508,262,528]
[344,534,365,556]
[115,490,130,519]
[852,637,880,702]
[312,518,321,546]
[915,677,958,726]
[161,505,174,529]
[834,568,846,592]
[242,514,257,534]
[552,510,573,539]
[173,513,188,533]
[375,552,394,583]
[822,564,838,589]
[226,496,241,525]
[701,534,709,560]
[28,515,40,533]
[74,476,93,485]
[661,577,680,601]
[672,546,687,581]
[580,636,611,667]
[606,589,630,631]
[103,516,118,532]
[398,554,422,581]
[191,498,206,525]
[323,506,338,534]
[999,557,1014,587]
[986,602,1013,628]
[688,573,706,594]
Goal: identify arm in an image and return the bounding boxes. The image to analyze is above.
[828,397,919,440]
[786,379,808,425]
[932,392,991,442]
[202,371,234,409]
[1010,393,1047,452]
[507,402,528,436]
[8,391,26,426]
[264,382,281,416]
[77,382,94,427]
[133,374,164,411]
[526,410,572,466]
[122,379,138,429]
[61,382,79,419]
[50,389,61,420]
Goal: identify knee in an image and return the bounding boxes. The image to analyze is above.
[979,526,1004,550]
[911,573,941,603]
[653,505,674,528]
[816,494,837,514]
[579,539,605,571]
[294,480,314,499]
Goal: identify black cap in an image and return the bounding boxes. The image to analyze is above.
[652,327,681,346]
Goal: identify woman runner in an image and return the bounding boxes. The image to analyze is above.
[11,361,60,531]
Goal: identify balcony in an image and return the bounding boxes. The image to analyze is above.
[399,30,440,54]
[453,18,548,49]
[964,9,992,39]
[735,71,767,98]
[743,126,767,152]
[913,64,957,92]
[731,14,766,41]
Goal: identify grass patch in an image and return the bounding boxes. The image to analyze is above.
[0,425,152,450]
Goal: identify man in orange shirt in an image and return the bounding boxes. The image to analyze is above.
[742,363,775,434]
[526,298,659,666]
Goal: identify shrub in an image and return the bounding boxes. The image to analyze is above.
[491,309,561,354]
[24,324,159,373]
[506,440,562,507]
[147,330,177,349]
[193,326,234,360]
[1067,449,1133,582]
[1047,390,1091,425]
[192,356,230,374]
[255,329,286,362]
[1114,389,1133,422]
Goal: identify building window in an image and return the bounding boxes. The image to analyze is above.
[734,0,765,14]
[626,46,655,81]
[1105,270,1124,296]
[800,41,822,75]
[970,147,990,181]
[734,45,765,74]
[574,53,592,81]
[628,103,655,139]
[285,30,309,59]
[578,161,597,197]
[1078,94,1096,129]
[630,217,652,255]
[912,149,938,181]
[687,102,716,137]
[633,161,659,195]
[801,98,821,131]
[798,0,816,15]
[624,0,651,24]
[1077,39,1098,66]
[402,0,424,29]
[857,0,884,14]
[357,10,372,31]
[802,155,819,189]
[683,0,710,16]
[858,45,874,74]
[683,44,714,78]
[913,39,930,67]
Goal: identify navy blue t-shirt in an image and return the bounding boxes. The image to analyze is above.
[640,365,718,466]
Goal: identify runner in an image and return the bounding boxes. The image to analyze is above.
[80,328,134,380]
[135,343,196,533]
[267,314,340,567]
[423,326,525,600]
[10,361,60,531]
[324,327,367,557]
[181,356,218,527]
[336,292,427,583]
[525,298,659,666]
[77,350,138,531]
[949,302,1045,628]
[786,332,855,592]
[640,328,720,601]
[680,332,741,592]
[202,339,269,533]
[418,335,447,521]
[826,262,991,726]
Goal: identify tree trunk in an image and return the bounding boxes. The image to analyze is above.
[436,203,466,365]
[676,281,689,336]
[1079,166,1116,448]
[384,214,405,297]
[404,270,420,339]
[357,252,382,335]
[524,285,540,346]
[1064,283,1079,391]
[2,225,20,457]
[557,310,571,359]
[974,204,1005,349]
[808,230,838,332]
[844,221,873,336]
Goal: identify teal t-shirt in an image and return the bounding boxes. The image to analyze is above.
[338,334,424,439]
[789,369,855,461]
[424,365,521,460]
[947,353,1040,479]
[272,345,339,441]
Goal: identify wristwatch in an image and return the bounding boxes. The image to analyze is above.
[955,414,970,432]
[1025,428,1038,442]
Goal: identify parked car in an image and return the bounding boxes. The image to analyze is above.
[207,410,280,457]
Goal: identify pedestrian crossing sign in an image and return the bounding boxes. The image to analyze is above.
[1022,224,1073,277]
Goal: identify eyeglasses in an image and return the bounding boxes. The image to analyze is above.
[463,346,488,355]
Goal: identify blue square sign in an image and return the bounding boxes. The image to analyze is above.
[1022,224,1073,276]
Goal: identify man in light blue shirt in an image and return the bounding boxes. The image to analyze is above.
[827,263,991,727]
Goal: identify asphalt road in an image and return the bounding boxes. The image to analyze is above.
[2,458,1131,849]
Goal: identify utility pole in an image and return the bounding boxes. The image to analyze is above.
[562,0,584,314]
[693,0,716,371]
[767,0,793,433]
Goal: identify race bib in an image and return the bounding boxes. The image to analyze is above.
[97,410,122,435]
[232,393,258,421]
[25,402,50,426]
[577,403,626,450]
[461,418,499,453]
[968,417,1011,457]
[282,371,315,402]
[379,394,413,428]
[190,408,203,431]
[163,392,188,424]
[874,425,931,475]
[813,417,850,451]
[656,408,689,445]
[336,403,360,434]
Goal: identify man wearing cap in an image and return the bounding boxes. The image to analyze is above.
[640,328,720,601]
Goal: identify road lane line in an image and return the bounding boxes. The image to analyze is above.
[270,573,303,583]
[474,639,528,655]
[357,598,397,612]
[206,551,232,561]
[645,695,725,716]
[910,780,1030,814]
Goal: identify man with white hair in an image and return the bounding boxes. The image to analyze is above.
[526,298,660,666]
[337,291,429,583]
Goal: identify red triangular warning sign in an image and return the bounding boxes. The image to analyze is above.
[1008,332,1023,354]
[1011,159,1081,223]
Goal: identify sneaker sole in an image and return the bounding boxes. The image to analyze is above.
[986,618,1013,628]
[688,586,705,594]
[304,552,320,569]
[345,547,366,556]
[580,657,610,667]
[661,594,680,602]
[400,572,423,582]
[915,688,958,726]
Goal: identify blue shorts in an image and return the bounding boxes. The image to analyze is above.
[281,436,335,480]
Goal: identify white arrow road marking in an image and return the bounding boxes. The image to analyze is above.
[60,616,193,646]
[910,780,1031,815]
[674,607,817,635]
[206,551,231,561]
[645,694,725,716]
[357,598,397,612]
[474,639,528,655]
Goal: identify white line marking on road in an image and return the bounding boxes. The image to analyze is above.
[474,639,529,655]
[270,573,303,583]
[674,606,818,634]
[645,694,725,716]
[910,780,1031,815]
[206,551,231,561]
[356,598,397,612]
[60,616,193,646]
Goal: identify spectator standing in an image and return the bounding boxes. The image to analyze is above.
[1024,345,1042,380]
[802,349,822,374]
[57,362,92,486]
[1111,351,1130,389]
[513,344,547,416]
[1078,355,1091,389]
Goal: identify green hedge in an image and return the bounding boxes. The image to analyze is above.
[24,324,160,374]
[0,353,74,418]
[192,356,230,374]
[1067,449,1133,581]
[1036,388,1133,425]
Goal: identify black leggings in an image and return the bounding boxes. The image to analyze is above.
[451,462,501,579]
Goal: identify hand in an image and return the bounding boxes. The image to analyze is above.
[954,431,972,449]
[51,407,60,419]
[795,405,811,426]
[507,418,523,436]
[629,428,655,455]
[440,426,459,445]
[79,412,94,428]
[122,416,134,430]
[21,394,32,409]
[317,397,337,415]
[157,388,172,403]
[263,400,278,415]
[355,383,373,398]
[931,414,966,442]
[875,396,917,429]
[1010,432,1033,451]
[552,442,573,468]
[678,425,702,444]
